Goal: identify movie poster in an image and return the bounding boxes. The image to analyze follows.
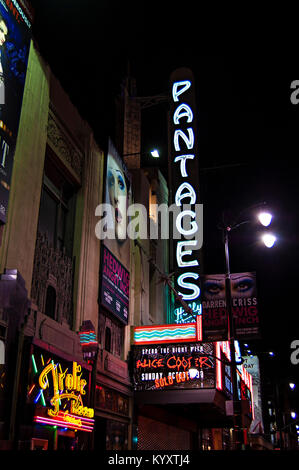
[0,0,31,223]
[99,139,131,324]
[201,272,260,341]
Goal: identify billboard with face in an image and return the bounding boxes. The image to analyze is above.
[0,0,31,223]
[99,139,131,324]
[201,272,259,341]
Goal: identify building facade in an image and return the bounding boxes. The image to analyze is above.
[0,12,104,448]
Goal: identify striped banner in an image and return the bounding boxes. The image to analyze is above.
[133,316,202,345]
[78,331,97,347]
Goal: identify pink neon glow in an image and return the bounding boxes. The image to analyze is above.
[196,315,202,341]
[34,415,94,432]
[215,342,222,390]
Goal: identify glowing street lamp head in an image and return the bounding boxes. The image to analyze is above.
[258,211,273,227]
[262,233,276,248]
[150,149,160,158]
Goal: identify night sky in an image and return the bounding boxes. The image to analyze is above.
[29,2,299,377]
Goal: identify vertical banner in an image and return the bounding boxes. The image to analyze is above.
[231,271,259,340]
[201,274,228,341]
[201,272,260,341]
[0,0,31,223]
[242,355,264,434]
[99,138,131,324]
[168,68,202,320]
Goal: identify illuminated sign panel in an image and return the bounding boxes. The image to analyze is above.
[133,316,202,345]
[28,347,94,433]
[168,68,201,317]
[0,0,31,223]
[100,245,129,324]
[131,342,215,392]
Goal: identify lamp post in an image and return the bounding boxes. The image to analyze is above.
[222,224,240,450]
[219,204,276,450]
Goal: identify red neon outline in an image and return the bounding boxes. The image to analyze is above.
[215,342,222,390]
[196,315,202,341]
[134,337,198,345]
[134,321,197,331]
[133,322,200,345]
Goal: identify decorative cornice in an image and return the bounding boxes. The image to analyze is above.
[47,107,83,182]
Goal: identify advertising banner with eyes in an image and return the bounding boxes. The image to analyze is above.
[99,138,131,324]
[201,272,260,341]
[0,0,31,224]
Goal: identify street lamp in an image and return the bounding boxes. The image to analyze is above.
[219,203,276,449]
[150,149,160,158]
[123,149,160,159]
[262,233,277,248]
[258,212,273,227]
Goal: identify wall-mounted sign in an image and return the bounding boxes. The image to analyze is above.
[171,301,202,325]
[168,68,202,314]
[28,348,94,433]
[133,315,202,346]
[131,342,215,392]
[100,245,129,324]
[0,0,31,223]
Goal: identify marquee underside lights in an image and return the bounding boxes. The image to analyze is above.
[133,316,202,345]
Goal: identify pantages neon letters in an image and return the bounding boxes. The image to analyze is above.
[170,68,201,304]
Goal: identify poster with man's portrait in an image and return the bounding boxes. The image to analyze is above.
[0,0,31,223]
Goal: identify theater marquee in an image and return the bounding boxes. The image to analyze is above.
[131,342,215,392]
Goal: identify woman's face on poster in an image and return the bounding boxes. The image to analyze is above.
[202,273,255,299]
[107,155,128,242]
[0,20,7,48]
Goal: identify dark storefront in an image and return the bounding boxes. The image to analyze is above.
[94,381,130,450]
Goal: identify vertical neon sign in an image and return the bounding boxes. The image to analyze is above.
[169,68,202,321]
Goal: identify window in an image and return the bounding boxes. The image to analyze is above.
[45,285,56,320]
[37,152,77,257]
[105,327,111,352]
[99,313,124,358]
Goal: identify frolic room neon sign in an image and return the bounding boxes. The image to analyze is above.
[30,354,95,433]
